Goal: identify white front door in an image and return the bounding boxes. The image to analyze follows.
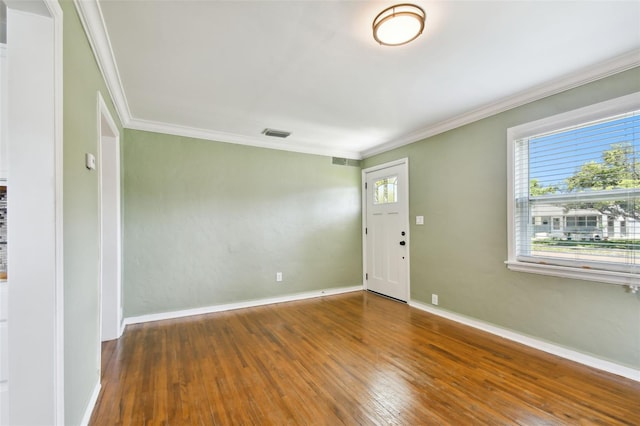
[364,159,409,302]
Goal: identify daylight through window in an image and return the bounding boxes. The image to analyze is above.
[508,95,640,284]
[374,176,398,205]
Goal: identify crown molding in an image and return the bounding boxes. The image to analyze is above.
[127,118,363,160]
[362,49,640,158]
[72,2,638,161]
[73,0,131,125]
[73,0,361,159]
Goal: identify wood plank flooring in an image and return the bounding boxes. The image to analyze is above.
[89,291,640,425]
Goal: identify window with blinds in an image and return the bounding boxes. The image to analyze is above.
[507,93,640,286]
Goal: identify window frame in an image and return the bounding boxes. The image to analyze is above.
[506,92,640,287]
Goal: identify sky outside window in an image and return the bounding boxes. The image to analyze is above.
[528,113,640,193]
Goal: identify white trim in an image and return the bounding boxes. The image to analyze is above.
[70,0,363,160]
[361,157,409,174]
[97,91,119,140]
[361,172,367,289]
[79,381,101,426]
[73,0,130,126]
[126,118,363,160]
[507,92,640,142]
[123,285,363,326]
[5,2,64,423]
[0,44,6,182]
[97,91,123,344]
[410,300,640,382]
[361,158,410,300]
[73,0,639,161]
[48,1,65,423]
[506,92,640,287]
[505,260,639,287]
[362,49,640,158]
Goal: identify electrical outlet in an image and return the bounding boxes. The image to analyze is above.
[432,294,438,305]
[276,272,283,282]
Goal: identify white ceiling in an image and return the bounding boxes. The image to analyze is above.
[85,1,640,159]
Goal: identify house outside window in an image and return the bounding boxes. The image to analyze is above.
[507,93,640,286]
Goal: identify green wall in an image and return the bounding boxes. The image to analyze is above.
[364,68,640,369]
[123,130,362,317]
[57,2,638,423]
[61,1,122,424]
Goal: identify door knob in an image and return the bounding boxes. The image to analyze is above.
[399,241,406,246]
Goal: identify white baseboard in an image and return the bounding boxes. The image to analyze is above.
[79,381,101,426]
[410,300,640,382]
[122,287,638,381]
[123,285,363,326]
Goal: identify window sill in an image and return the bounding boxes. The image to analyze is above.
[505,260,639,288]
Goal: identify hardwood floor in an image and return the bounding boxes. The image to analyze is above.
[89,291,640,425]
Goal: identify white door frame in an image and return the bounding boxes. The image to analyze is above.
[97,92,122,343]
[5,0,64,424]
[362,158,410,299]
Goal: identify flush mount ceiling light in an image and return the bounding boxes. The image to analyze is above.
[372,3,426,46]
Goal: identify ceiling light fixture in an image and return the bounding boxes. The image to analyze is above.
[372,3,426,46]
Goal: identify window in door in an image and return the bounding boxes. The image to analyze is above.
[374,176,398,205]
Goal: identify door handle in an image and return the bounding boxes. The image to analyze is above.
[399,241,406,246]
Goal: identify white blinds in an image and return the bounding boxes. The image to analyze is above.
[514,110,640,273]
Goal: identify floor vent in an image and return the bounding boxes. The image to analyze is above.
[332,157,361,167]
[262,128,291,138]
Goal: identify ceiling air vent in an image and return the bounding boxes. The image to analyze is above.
[262,128,291,138]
